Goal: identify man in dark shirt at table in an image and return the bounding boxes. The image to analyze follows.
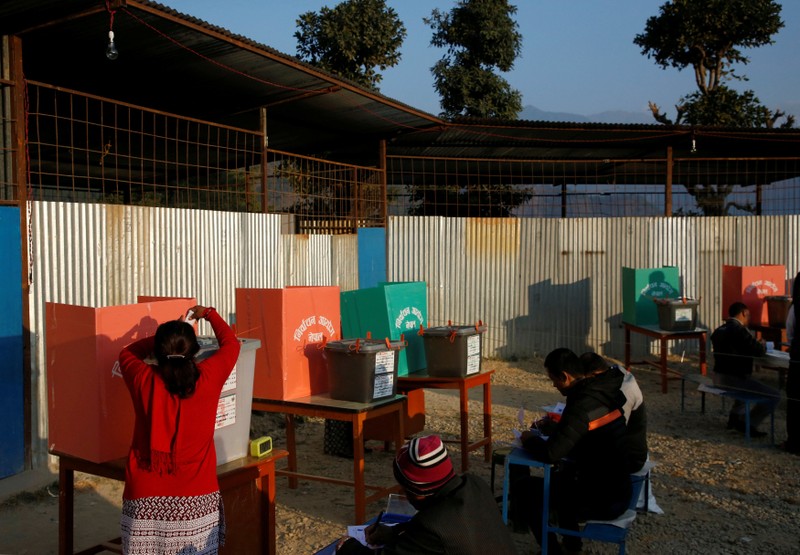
[711,301,779,437]
[335,434,517,555]
[510,348,631,555]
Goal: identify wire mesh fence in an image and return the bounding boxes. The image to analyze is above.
[265,149,385,234]
[0,80,16,204]
[21,82,387,233]
[24,81,264,211]
[14,82,800,228]
[386,155,800,218]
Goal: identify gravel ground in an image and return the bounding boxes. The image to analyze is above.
[1,355,798,554]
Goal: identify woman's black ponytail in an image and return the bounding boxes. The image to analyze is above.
[154,320,201,398]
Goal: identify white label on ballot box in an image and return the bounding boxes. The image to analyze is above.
[215,394,236,429]
[221,365,237,393]
[467,354,480,375]
[674,308,693,322]
[374,372,395,398]
[467,334,481,356]
[375,350,395,374]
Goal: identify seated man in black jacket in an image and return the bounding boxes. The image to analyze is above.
[336,434,518,555]
[579,352,648,474]
[711,301,779,437]
[510,348,631,555]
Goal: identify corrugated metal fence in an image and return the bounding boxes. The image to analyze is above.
[27,203,798,466]
[27,201,356,466]
[388,215,797,360]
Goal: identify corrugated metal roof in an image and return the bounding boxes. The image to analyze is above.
[390,118,800,160]
[0,0,443,157]
[2,1,798,168]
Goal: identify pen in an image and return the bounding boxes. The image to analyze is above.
[376,510,385,525]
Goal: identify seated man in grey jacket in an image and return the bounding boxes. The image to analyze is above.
[579,352,648,473]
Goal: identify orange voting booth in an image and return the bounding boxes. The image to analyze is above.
[235,287,341,400]
[722,265,786,325]
[46,298,196,463]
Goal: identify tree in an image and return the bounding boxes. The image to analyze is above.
[407,181,532,217]
[634,0,789,127]
[634,0,792,216]
[294,0,406,89]
[426,0,523,119]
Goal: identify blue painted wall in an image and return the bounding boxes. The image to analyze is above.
[357,227,386,289]
[0,206,24,478]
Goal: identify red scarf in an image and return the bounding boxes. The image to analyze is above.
[133,371,181,475]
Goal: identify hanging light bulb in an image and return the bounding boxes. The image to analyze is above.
[106,30,119,60]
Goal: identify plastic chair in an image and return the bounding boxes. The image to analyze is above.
[501,447,646,555]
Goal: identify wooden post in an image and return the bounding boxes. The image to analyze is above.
[756,183,763,216]
[379,139,387,228]
[561,182,567,218]
[260,107,268,214]
[10,35,32,468]
[352,166,359,233]
[665,146,673,217]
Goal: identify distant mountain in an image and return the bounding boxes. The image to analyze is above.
[519,105,654,125]
[519,102,800,126]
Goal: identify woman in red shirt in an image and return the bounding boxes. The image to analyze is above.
[119,305,240,555]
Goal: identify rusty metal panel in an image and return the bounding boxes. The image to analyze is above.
[331,234,359,292]
[283,234,333,286]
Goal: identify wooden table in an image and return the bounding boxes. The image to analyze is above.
[397,369,493,472]
[624,323,708,393]
[757,349,791,389]
[252,394,405,523]
[750,323,789,350]
[55,450,288,555]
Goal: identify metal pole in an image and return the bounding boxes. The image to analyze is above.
[665,146,673,217]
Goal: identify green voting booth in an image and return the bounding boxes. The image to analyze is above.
[622,266,681,326]
[340,281,428,376]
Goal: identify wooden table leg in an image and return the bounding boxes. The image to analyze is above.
[285,414,298,489]
[394,401,404,454]
[58,460,74,555]
[352,412,367,524]
[660,337,669,393]
[625,326,632,371]
[459,380,470,472]
[700,332,707,376]
[259,460,277,555]
[483,379,492,462]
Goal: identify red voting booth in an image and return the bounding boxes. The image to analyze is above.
[46,298,196,463]
[722,265,786,325]
[235,287,341,400]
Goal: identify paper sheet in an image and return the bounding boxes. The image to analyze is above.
[346,523,397,548]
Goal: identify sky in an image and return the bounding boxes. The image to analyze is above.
[158,0,800,119]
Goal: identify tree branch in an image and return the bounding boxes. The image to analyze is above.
[648,101,674,125]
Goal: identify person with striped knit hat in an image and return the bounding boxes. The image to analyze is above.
[336,434,517,554]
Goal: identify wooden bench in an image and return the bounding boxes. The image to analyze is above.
[680,374,775,444]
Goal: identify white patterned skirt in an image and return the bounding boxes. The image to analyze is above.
[121,491,225,555]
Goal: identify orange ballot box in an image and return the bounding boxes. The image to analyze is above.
[235,287,341,400]
[722,265,786,325]
[46,298,196,463]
